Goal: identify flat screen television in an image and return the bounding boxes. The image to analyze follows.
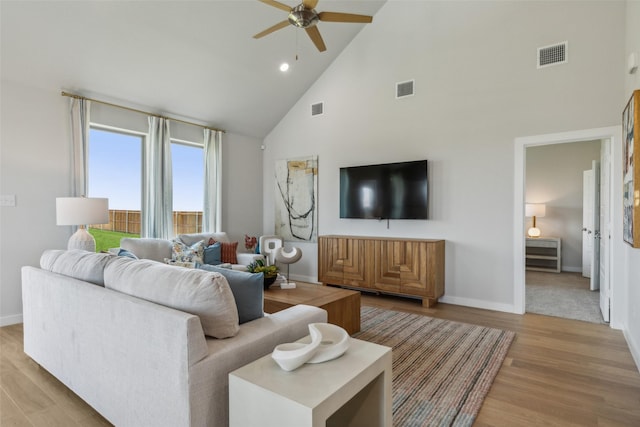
[339,160,428,219]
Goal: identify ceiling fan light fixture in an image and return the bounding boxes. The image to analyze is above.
[288,5,319,28]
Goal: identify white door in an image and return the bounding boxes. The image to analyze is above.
[599,140,611,322]
[582,169,593,278]
[582,161,600,290]
[590,161,600,291]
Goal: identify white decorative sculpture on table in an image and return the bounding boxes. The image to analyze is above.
[271,323,351,372]
[275,246,302,287]
[259,235,283,266]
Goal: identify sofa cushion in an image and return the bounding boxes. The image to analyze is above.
[120,238,171,262]
[105,257,240,339]
[197,264,264,324]
[171,239,205,264]
[217,241,238,264]
[40,249,115,286]
[178,232,230,246]
[203,242,222,265]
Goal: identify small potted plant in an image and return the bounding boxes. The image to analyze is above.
[246,259,278,289]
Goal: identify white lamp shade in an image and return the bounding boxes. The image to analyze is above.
[56,197,109,226]
[525,203,546,218]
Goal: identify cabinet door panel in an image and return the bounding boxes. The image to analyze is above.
[318,237,371,288]
[399,241,428,295]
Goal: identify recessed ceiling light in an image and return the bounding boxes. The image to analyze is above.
[279,62,289,72]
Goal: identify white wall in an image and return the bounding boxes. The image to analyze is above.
[263,1,625,311]
[623,0,640,371]
[0,80,263,325]
[526,140,601,271]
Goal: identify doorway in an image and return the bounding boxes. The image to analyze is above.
[524,142,604,323]
[513,126,621,328]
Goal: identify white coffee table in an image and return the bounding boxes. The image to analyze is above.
[229,337,392,427]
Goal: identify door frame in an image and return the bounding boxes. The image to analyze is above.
[513,126,622,328]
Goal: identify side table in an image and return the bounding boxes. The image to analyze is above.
[229,337,392,427]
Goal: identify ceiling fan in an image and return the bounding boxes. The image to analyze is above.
[253,0,373,52]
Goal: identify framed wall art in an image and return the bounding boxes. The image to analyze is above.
[274,155,318,242]
[623,89,640,247]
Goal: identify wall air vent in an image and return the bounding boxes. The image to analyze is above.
[396,80,415,98]
[311,102,324,116]
[537,41,568,68]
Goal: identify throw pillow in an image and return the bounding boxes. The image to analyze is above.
[203,241,222,265]
[104,257,240,339]
[171,239,205,264]
[118,248,139,259]
[198,264,264,324]
[207,238,238,264]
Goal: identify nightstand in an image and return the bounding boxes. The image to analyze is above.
[525,237,561,273]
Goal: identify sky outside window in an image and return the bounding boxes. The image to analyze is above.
[88,129,204,211]
[88,128,142,210]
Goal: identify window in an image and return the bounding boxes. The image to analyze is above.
[88,127,143,235]
[172,141,204,234]
[88,127,143,209]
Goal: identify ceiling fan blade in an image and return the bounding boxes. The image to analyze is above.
[258,0,292,12]
[305,26,326,52]
[302,0,319,9]
[318,11,373,23]
[253,20,291,39]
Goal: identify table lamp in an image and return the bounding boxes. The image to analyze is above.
[525,203,546,238]
[56,197,109,252]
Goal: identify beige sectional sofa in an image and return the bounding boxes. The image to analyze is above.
[119,231,264,270]
[21,249,326,427]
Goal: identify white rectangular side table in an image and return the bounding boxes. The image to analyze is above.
[229,337,392,427]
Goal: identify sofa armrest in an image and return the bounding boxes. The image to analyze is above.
[188,305,327,427]
[235,252,265,266]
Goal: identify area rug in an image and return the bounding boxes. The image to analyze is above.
[353,306,515,427]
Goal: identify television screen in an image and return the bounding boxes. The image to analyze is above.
[339,160,428,219]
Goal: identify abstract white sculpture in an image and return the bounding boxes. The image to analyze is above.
[271,323,350,372]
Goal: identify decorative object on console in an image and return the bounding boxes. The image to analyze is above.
[525,203,546,238]
[56,197,109,252]
[275,246,302,286]
[271,323,350,371]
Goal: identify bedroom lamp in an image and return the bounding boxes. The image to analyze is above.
[525,203,546,238]
[56,197,109,252]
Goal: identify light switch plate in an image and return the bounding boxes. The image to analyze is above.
[0,194,16,207]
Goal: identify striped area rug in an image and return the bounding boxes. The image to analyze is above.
[353,306,515,427]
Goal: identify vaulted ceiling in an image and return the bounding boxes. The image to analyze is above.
[1,0,386,138]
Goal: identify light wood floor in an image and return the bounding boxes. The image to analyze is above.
[2,294,640,426]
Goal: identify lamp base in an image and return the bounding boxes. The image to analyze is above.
[68,228,96,252]
[527,227,541,238]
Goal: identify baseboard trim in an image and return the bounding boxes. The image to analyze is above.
[623,327,640,374]
[561,266,582,273]
[290,274,319,285]
[0,313,23,327]
[439,295,516,314]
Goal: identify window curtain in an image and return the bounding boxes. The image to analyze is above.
[142,117,173,238]
[203,129,222,232]
[69,98,91,197]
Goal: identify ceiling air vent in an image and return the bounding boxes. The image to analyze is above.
[311,102,324,116]
[396,80,415,98]
[537,41,568,68]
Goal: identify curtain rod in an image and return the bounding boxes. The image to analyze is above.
[61,91,225,134]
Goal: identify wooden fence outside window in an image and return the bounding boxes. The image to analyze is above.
[92,210,203,235]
